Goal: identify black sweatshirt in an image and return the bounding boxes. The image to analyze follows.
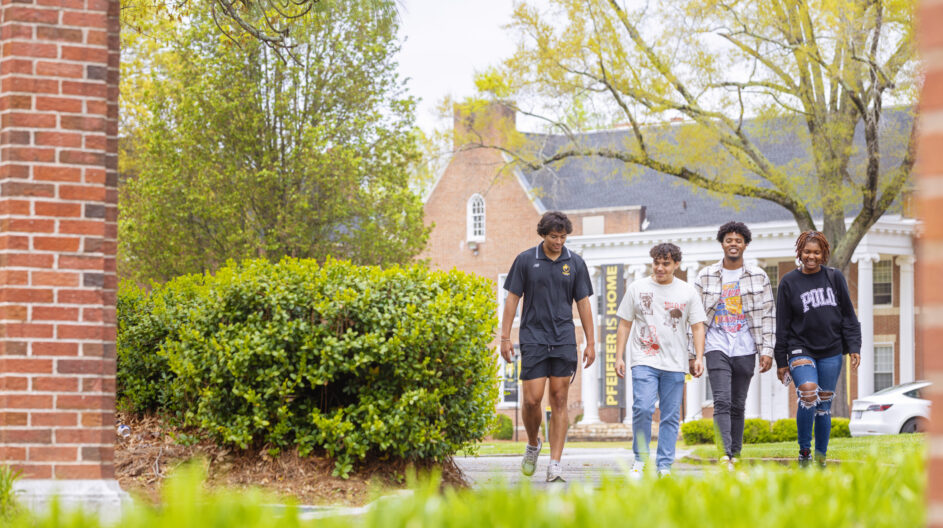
[773,267,862,368]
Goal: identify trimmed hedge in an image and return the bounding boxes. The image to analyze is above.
[680,419,715,444]
[117,258,499,476]
[681,417,850,446]
[743,418,775,444]
[830,417,851,438]
[492,414,513,440]
[772,418,798,442]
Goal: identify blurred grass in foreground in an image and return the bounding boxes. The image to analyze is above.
[4,447,925,528]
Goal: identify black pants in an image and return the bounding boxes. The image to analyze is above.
[705,350,755,457]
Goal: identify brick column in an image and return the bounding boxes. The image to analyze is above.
[0,0,123,516]
[918,1,943,526]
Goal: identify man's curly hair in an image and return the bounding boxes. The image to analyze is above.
[650,243,682,263]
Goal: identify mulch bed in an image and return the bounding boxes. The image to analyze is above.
[114,412,466,506]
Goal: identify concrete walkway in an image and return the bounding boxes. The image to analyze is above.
[455,447,700,489]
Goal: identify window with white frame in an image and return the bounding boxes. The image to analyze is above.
[874,344,894,392]
[763,264,779,301]
[467,194,485,242]
[873,259,892,306]
[498,348,520,405]
[497,274,521,323]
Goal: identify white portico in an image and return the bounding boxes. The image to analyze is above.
[569,215,918,424]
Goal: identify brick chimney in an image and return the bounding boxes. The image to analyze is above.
[453,100,517,151]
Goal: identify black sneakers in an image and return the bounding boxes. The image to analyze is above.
[798,448,812,468]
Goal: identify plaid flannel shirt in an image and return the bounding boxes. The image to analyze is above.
[692,260,776,358]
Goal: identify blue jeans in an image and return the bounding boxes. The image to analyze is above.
[789,354,843,455]
[631,365,685,471]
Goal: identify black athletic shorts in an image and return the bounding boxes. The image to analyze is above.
[519,344,578,380]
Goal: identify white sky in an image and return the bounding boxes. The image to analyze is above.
[396,0,519,133]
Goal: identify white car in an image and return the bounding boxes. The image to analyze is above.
[850,381,931,436]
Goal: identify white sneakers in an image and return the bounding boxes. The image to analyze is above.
[546,460,565,482]
[521,438,542,476]
[631,461,671,479]
[720,455,737,472]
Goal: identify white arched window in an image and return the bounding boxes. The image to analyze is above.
[467,194,485,242]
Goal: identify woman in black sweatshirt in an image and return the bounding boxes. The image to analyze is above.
[774,231,861,467]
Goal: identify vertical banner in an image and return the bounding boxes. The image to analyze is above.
[601,264,625,407]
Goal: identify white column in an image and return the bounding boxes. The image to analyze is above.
[685,375,704,421]
[759,366,773,421]
[855,254,880,398]
[579,266,602,425]
[770,371,792,421]
[622,265,647,425]
[896,256,915,384]
[681,262,703,421]
[742,258,762,418]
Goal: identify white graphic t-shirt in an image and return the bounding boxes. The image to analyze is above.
[617,277,707,373]
[705,267,757,357]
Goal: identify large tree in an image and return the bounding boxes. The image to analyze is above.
[119,0,428,283]
[121,0,395,60]
[473,0,917,271]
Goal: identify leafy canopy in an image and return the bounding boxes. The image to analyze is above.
[119,0,428,283]
[474,0,917,269]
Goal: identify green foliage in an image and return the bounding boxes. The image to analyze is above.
[478,0,917,270]
[830,418,851,439]
[119,1,428,284]
[0,465,21,520]
[771,418,798,443]
[742,418,774,444]
[116,277,206,413]
[491,415,514,441]
[680,418,714,444]
[5,450,926,527]
[117,258,499,476]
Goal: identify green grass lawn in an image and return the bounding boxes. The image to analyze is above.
[685,433,926,461]
[459,433,926,462]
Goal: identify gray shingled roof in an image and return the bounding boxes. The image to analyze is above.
[521,108,913,230]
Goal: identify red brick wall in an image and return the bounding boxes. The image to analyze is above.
[0,0,119,479]
[918,0,943,524]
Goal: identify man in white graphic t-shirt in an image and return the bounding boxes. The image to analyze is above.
[693,221,775,470]
[615,243,707,478]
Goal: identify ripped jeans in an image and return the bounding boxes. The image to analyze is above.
[789,354,844,456]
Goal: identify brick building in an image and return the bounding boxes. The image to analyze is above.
[422,103,921,439]
[917,0,943,525]
[0,0,123,516]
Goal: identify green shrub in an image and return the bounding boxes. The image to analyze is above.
[771,418,798,442]
[492,415,513,440]
[680,418,714,444]
[117,276,207,414]
[742,418,773,444]
[117,258,499,476]
[830,417,851,438]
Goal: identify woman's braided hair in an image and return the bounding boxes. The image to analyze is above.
[795,230,831,265]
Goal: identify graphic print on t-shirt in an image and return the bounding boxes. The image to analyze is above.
[639,292,654,314]
[666,308,683,331]
[714,280,747,333]
[638,323,660,355]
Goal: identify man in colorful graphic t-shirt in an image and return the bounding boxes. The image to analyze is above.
[615,243,707,478]
[693,221,776,469]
